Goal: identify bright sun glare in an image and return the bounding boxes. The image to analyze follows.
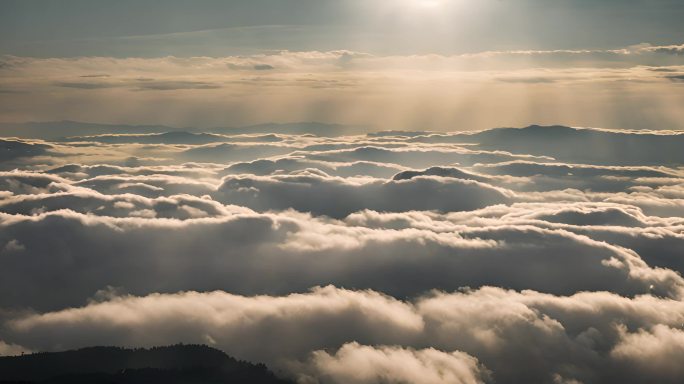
[414,0,447,7]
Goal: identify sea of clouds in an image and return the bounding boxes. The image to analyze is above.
[2,123,684,383]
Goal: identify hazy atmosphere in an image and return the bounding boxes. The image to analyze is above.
[2,0,684,131]
[1,1,684,384]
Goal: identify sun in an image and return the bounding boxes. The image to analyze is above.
[414,0,447,8]
[379,0,453,14]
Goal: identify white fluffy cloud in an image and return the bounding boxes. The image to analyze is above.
[295,343,489,384]
[4,286,684,383]
[610,325,684,381]
[3,203,683,312]
[2,124,684,382]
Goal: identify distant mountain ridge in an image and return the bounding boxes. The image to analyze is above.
[0,121,175,139]
[399,124,684,165]
[466,125,684,165]
[0,139,50,161]
[0,345,292,384]
[4,122,684,165]
[0,121,369,139]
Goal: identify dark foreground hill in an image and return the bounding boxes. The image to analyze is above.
[0,345,293,384]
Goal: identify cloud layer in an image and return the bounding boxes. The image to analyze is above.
[2,43,684,130]
[5,286,684,384]
[2,123,684,383]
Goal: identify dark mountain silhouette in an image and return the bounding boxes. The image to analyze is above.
[209,122,369,137]
[0,121,369,139]
[60,131,232,145]
[0,121,176,139]
[467,125,684,165]
[392,166,489,182]
[0,345,292,384]
[368,130,439,138]
[403,125,684,165]
[0,139,50,161]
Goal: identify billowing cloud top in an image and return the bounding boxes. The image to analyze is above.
[2,123,684,384]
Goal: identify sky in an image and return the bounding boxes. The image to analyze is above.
[2,0,684,56]
[1,0,683,131]
[3,3,684,384]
